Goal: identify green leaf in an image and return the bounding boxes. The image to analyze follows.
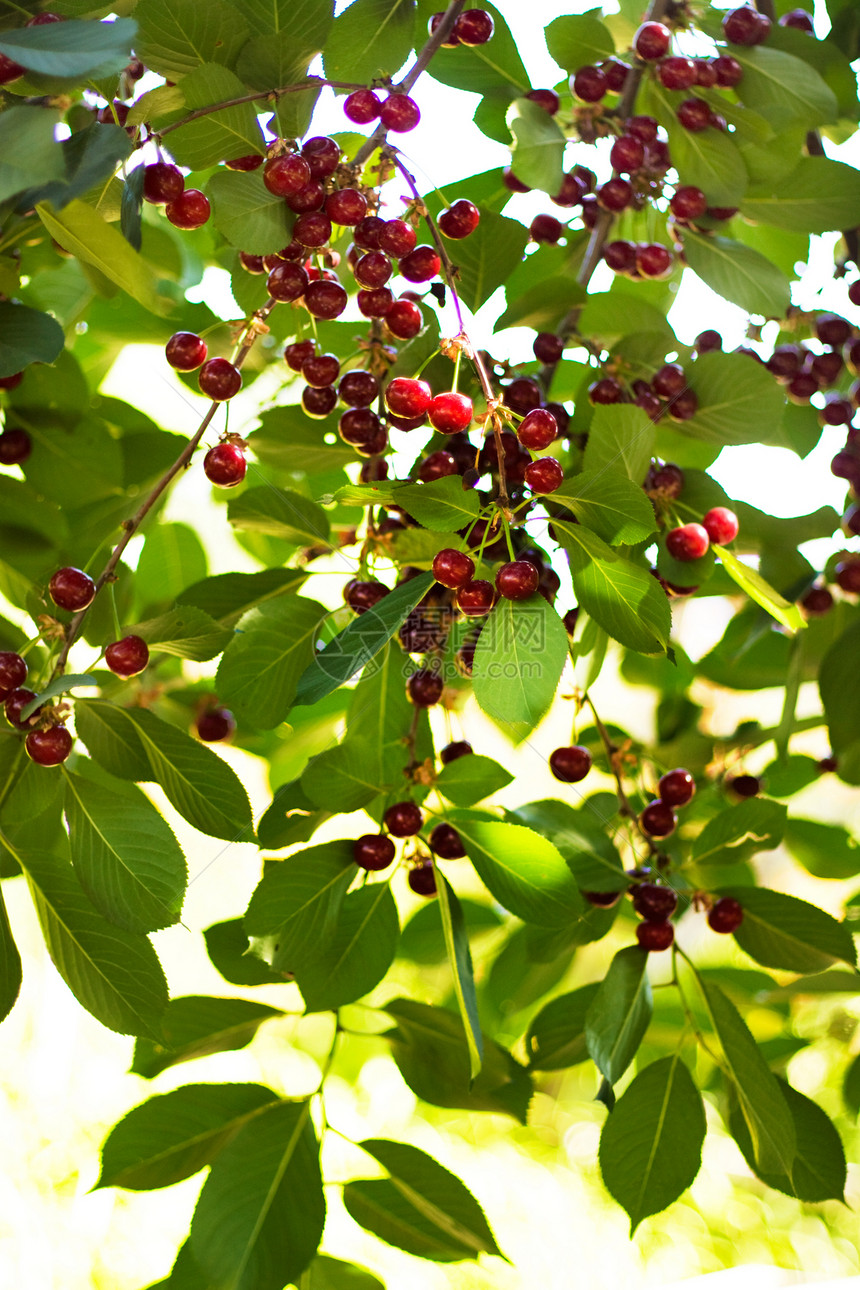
[451,816,584,927]
[130,995,283,1078]
[97,1083,280,1191]
[415,0,528,96]
[64,771,186,934]
[526,983,600,1070]
[553,469,657,545]
[301,1256,384,1290]
[682,232,791,318]
[730,46,838,128]
[444,209,528,312]
[190,1100,324,1290]
[74,699,152,783]
[20,672,97,721]
[322,0,415,83]
[498,274,586,332]
[215,595,325,728]
[17,848,168,1038]
[293,573,433,708]
[820,620,860,755]
[0,883,21,1025]
[0,16,135,77]
[37,199,165,314]
[0,107,64,206]
[244,839,355,960]
[728,1077,846,1202]
[130,606,233,661]
[598,1054,706,1233]
[715,546,806,630]
[510,799,627,893]
[506,97,565,194]
[227,486,330,545]
[701,980,796,1175]
[585,945,652,1085]
[692,798,787,867]
[178,568,305,628]
[235,0,333,87]
[582,404,656,483]
[472,596,568,730]
[0,301,64,379]
[435,754,513,806]
[294,884,399,1012]
[668,125,748,207]
[435,873,483,1080]
[578,287,675,350]
[204,918,285,986]
[134,522,208,611]
[784,818,860,880]
[127,83,187,127]
[395,476,479,531]
[555,524,671,655]
[544,12,615,70]
[136,0,250,79]
[301,737,398,813]
[740,157,860,234]
[208,169,294,255]
[680,351,787,446]
[164,64,264,170]
[384,998,532,1121]
[719,885,857,974]
[344,1139,503,1262]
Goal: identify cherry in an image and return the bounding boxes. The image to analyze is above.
[165,331,207,372]
[399,245,441,282]
[633,21,671,60]
[301,136,340,178]
[677,98,712,131]
[707,205,738,222]
[428,392,472,433]
[640,800,677,837]
[518,408,558,450]
[533,333,564,364]
[584,890,621,908]
[658,768,695,807]
[589,377,623,405]
[302,353,340,389]
[288,181,325,213]
[384,801,423,837]
[727,773,761,798]
[305,279,348,319]
[354,834,396,871]
[0,52,24,85]
[529,214,564,244]
[433,548,475,589]
[0,373,22,389]
[5,688,41,729]
[597,178,633,211]
[385,298,423,340]
[386,377,431,418]
[552,175,585,214]
[695,330,722,353]
[708,896,744,933]
[0,652,26,699]
[352,252,391,289]
[695,59,718,87]
[815,314,852,347]
[454,8,494,44]
[344,89,382,124]
[196,707,236,742]
[636,243,673,279]
[667,389,698,421]
[632,882,678,920]
[563,608,580,635]
[604,240,637,274]
[572,65,607,102]
[526,88,560,114]
[723,5,771,44]
[380,93,420,132]
[165,190,210,229]
[787,371,819,403]
[408,863,437,896]
[204,442,246,488]
[802,585,834,615]
[666,523,709,561]
[429,10,460,44]
[25,726,72,767]
[264,154,311,197]
[502,167,531,193]
[609,134,645,173]
[97,101,130,127]
[199,358,242,402]
[408,668,444,707]
[647,462,684,496]
[418,450,457,481]
[504,378,541,414]
[303,386,338,419]
[848,281,860,309]
[822,396,854,428]
[713,54,743,86]
[836,559,860,593]
[652,363,686,399]
[338,369,378,406]
[818,754,839,773]
[626,115,659,144]
[378,220,417,257]
[294,211,332,249]
[387,410,426,432]
[339,407,382,447]
[105,635,150,678]
[126,58,145,79]
[438,200,481,239]
[670,185,707,221]
[345,580,389,614]
[429,823,466,859]
[549,745,592,783]
[658,55,697,90]
[780,7,814,31]
[355,288,392,318]
[636,920,674,951]
[646,139,672,171]
[702,507,739,545]
[493,561,537,601]
[581,195,599,228]
[27,11,64,21]
[457,579,496,616]
[441,740,473,764]
[525,457,563,493]
[0,428,31,465]
[325,188,368,226]
[49,567,95,612]
[143,163,184,205]
[361,459,389,484]
[354,216,385,250]
[225,154,263,171]
[810,350,843,386]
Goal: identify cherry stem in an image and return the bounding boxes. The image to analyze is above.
[52,298,278,678]
[389,151,465,332]
[152,78,370,143]
[404,704,422,775]
[585,692,658,855]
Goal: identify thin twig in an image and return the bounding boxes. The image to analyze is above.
[153,78,368,142]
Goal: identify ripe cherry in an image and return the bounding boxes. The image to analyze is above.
[294,211,332,248]
[666,523,710,561]
[105,635,150,678]
[636,243,673,279]
[815,313,852,347]
[441,740,473,763]
[438,200,480,239]
[325,188,368,226]
[652,363,687,399]
[496,561,539,601]
[288,181,325,213]
[344,89,382,124]
[264,154,311,197]
[338,369,378,406]
[386,298,423,339]
[408,668,444,707]
[670,185,707,221]
[0,652,26,698]
[196,706,235,742]
[723,5,771,44]
[648,463,684,496]
[658,55,697,90]
[503,167,531,193]
[0,52,24,85]
[386,377,431,418]
[418,450,457,481]
[708,896,744,933]
[225,154,263,171]
[533,333,564,364]
[632,882,678,920]
[49,567,95,612]
[597,178,633,212]
[584,890,621,908]
[526,88,560,114]
[380,93,421,132]
[572,65,607,102]
[345,580,389,614]
[301,135,340,178]
[525,457,563,494]
[301,353,339,389]
[165,189,210,229]
[637,920,674,951]
[713,54,743,86]
[199,358,242,402]
[305,279,348,319]
[399,245,441,282]
[433,548,475,589]
[609,135,645,173]
[640,800,677,837]
[378,220,416,257]
[633,21,671,59]
[604,240,637,274]
[529,214,564,244]
[408,863,437,896]
[143,163,184,205]
[354,833,396,871]
[702,507,739,545]
[835,559,860,593]
[802,586,833,615]
[428,391,472,433]
[429,823,466,859]
[165,332,207,371]
[454,8,494,44]
[26,726,73,767]
[518,408,558,450]
[0,428,31,465]
[695,330,722,353]
[676,98,712,131]
[457,579,496,616]
[549,746,592,783]
[303,386,338,419]
[384,801,423,837]
[204,442,246,487]
[658,768,695,807]
[728,773,762,799]
[504,378,541,414]
[5,688,41,729]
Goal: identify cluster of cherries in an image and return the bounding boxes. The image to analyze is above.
[620,878,744,953]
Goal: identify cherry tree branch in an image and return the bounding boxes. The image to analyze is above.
[152,78,369,142]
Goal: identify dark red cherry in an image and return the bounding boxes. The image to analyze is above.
[504,378,541,414]
[723,5,771,44]
[338,369,379,406]
[165,331,207,371]
[357,287,394,318]
[632,882,678,920]
[636,243,673,279]
[380,93,420,132]
[345,580,389,614]
[633,21,671,59]
[0,52,24,85]
[354,833,396,871]
[440,740,473,764]
[143,163,184,205]
[835,559,860,593]
[5,688,41,729]
[301,135,341,178]
[802,585,834,615]
[0,651,26,699]
[604,240,637,274]
[386,298,423,339]
[386,377,431,418]
[303,386,338,419]
[713,55,743,86]
[815,313,852,347]
[666,523,709,561]
[288,181,325,213]
[325,188,368,226]
[652,363,686,399]
[533,333,564,364]
[457,579,496,616]
[676,98,712,131]
[49,567,95,612]
[495,560,539,601]
[378,220,416,257]
[433,548,475,589]
[225,154,263,171]
[658,55,697,90]
[304,279,348,319]
[727,773,761,798]
[658,768,695,807]
[526,88,560,114]
[640,800,677,837]
[438,200,480,239]
[670,185,707,221]
[408,863,437,896]
[302,353,340,388]
[204,441,246,487]
[428,391,472,433]
[294,211,332,248]
[105,635,150,678]
[636,920,674,951]
[609,135,645,173]
[502,167,531,193]
[165,189,210,229]
[454,8,494,44]
[199,358,242,402]
[572,65,607,103]
[418,450,457,481]
[597,177,633,211]
[344,89,382,124]
[196,707,236,742]
[695,329,722,353]
[25,726,73,767]
[708,896,744,933]
[407,667,444,707]
[549,745,592,783]
[384,801,423,837]
[518,408,558,450]
[264,154,312,197]
[529,214,563,244]
[524,457,563,493]
[429,823,466,859]
[0,428,31,465]
[399,245,441,282]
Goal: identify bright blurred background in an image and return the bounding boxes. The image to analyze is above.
[2,0,860,1286]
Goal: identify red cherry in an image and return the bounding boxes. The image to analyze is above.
[695,330,722,354]
[572,65,607,103]
[666,523,709,561]
[494,560,539,601]
[344,89,382,124]
[196,706,235,742]
[338,369,378,407]
[428,391,472,433]
[802,586,834,615]
[601,59,630,91]
[0,372,22,389]
[301,353,339,389]
[204,441,246,487]
[504,378,541,414]
[636,243,673,279]
[670,185,707,221]
[285,338,315,371]
[632,882,678,920]
[0,52,24,85]
[383,299,422,343]
[199,358,242,402]
[835,560,860,593]
[354,833,396,871]
[723,5,771,44]
[708,896,744,933]
[597,178,633,211]
[264,154,311,197]
[418,450,457,481]
[165,331,207,372]
[604,240,637,274]
[353,251,392,289]
[399,246,441,282]
[429,823,466,859]
[657,55,697,90]
[815,313,852,347]
[301,136,340,179]
[325,188,368,226]
[27,11,65,22]
[457,579,496,616]
[386,377,431,418]
[526,88,560,114]
[658,768,695,807]
[713,55,743,86]
[294,211,332,249]
[378,220,417,257]
[676,98,712,131]
[5,688,41,729]
[0,428,31,465]
[609,135,645,173]
[517,408,558,450]
[433,548,475,589]
[105,635,150,678]
[339,407,382,446]
[525,457,563,494]
[96,101,130,128]
[533,333,564,364]
[695,59,718,86]
[633,21,671,59]
[636,920,674,951]
[344,580,389,615]
[143,163,184,205]
[549,745,592,783]
[384,800,423,837]
[288,181,325,213]
[304,279,348,319]
[652,363,686,398]
[355,287,392,318]
[165,189,210,229]
[438,200,480,239]
[453,8,494,44]
[380,94,420,132]
[225,154,263,171]
[441,740,473,763]
[640,800,677,837]
[408,668,444,707]
[408,863,437,896]
[0,652,27,699]
[25,726,73,767]
[702,507,739,545]
[529,214,564,243]
[49,567,95,612]
[502,168,531,194]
